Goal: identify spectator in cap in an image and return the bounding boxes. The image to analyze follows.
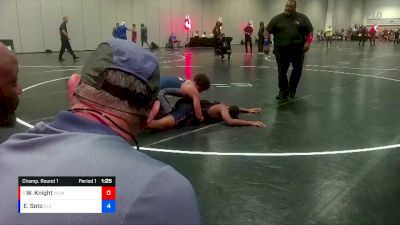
[0,39,201,225]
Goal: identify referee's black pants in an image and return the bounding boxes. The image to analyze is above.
[213,37,219,53]
[59,39,77,60]
[273,44,305,96]
[245,35,252,53]
[257,34,264,52]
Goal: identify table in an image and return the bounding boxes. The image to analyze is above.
[189,37,233,47]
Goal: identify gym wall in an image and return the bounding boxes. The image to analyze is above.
[2,0,393,53]
[0,0,312,53]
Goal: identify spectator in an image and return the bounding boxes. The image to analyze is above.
[167,32,180,48]
[257,21,265,52]
[216,33,232,60]
[140,23,150,48]
[58,16,79,62]
[369,24,377,45]
[117,21,131,40]
[212,21,222,53]
[112,23,119,38]
[0,39,201,225]
[358,25,367,46]
[0,42,22,128]
[325,25,333,47]
[244,22,253,53]
[131,24,137,43]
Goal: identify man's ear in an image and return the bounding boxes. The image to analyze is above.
[68,73,81,101]
[146,100,160,125]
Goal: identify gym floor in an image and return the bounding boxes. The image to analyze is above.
[2,41,400,225]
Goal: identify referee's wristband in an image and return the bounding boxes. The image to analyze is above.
[306,34,313,44]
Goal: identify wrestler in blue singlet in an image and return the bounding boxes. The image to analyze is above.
[160,76,185,89]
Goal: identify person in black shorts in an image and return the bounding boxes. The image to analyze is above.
[147,98,265,130]
[216,33,232,60]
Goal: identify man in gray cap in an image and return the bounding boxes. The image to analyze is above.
[0,39,201,225]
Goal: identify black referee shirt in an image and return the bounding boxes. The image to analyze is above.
[266,12,313,47]
[59,21,68,40]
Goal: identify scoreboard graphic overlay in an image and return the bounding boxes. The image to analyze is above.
[18,177,115,213]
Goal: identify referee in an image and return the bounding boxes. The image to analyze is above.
[264,0,313,99]
[58,16,79,62]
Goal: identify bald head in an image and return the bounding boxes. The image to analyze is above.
[0,42,18,82]
[0,42,21,126]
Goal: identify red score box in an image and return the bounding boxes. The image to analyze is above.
[102,186,116,200]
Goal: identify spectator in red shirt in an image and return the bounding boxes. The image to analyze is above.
[369,25,377,45]
[131,24,137,43]
[244,22,253,53]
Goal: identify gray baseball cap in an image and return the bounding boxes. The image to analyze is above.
[81,39,159,100]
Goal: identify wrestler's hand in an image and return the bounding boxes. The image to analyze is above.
[247,108,262,114]
[304,42,310,52]
[251,121,266,127]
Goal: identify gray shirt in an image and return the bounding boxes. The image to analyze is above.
[0,112,201,225]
